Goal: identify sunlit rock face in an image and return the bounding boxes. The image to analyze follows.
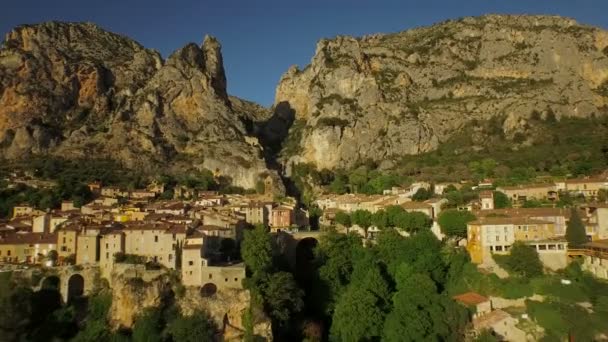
[275,15,608,170]
[0,21,282,192]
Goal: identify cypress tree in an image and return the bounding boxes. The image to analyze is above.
[566,208,587,247]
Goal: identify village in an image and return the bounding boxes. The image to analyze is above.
[1,171,608,340]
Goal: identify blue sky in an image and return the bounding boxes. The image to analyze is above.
[2,0,608,106]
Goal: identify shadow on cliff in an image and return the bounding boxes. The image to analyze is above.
[254,101,302,200]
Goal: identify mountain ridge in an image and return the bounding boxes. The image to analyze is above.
[0,21,283,193]
[274,14,608,171]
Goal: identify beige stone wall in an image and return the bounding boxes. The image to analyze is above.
[200,264,246,291]
[100,233,125,280]
[123,230,184,269]
[596,208,608,239]
[537,250,568,271]
[57,230,77,259]
[583,255,608,280]
[182,248,204,287]
[76,235,98,265]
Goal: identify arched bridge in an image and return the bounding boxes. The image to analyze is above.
[274,231,323,269]
[36,265,99,303]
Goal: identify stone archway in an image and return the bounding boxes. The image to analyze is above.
[200,283,217,297]
[67,274,85,303]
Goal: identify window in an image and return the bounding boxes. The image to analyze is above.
[169,254,172,261]
[106,243,109,249]
[495,246,503,252]
[154,236,158,242]
[496,236,500,242]
[7,251,11,256]
[188,261,194,266]
[209,274,213,279]
[225,278,228,282]
[539,245,547,250]
[234,278,238,282]
[106,252,109,259]
[489,246,494,251]
[173,233,176,241]
[63,237,66,243]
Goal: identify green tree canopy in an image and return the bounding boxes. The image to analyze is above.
[241,224,273,275]
[314,232,364,315]
[438,209,476,241]
[493,191,511,209]
[261,272,304,324]
[330,261,390,341]
[351,210,372,230]
[501,241,543,278]
[167,310,216,342]
[131,308,163,342]
[566,208,587,247]
[334,211,351,227]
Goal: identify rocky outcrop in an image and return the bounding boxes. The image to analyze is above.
[0,22,279,191]
[107,266,272,340]
[275,15,608,170]
[178,287,272,341]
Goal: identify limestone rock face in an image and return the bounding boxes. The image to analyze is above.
[0,21,278,190]
[275,15,608,169]
[107,267,272,341]
[177,287,273,341]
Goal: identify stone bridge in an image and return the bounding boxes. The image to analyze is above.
[274,231,323,269]
[36,265,99,303]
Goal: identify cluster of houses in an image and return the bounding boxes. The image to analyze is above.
[0,181,308,291]
[315,177,608,280]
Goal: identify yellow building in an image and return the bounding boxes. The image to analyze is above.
[0,233,57,264]
[467,217,556,264]
[57,227,79,261]
[122,222,187,269]
[496,184,557,202]
[99,231,125,279]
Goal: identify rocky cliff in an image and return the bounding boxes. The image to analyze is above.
[0,22,279,190]
[108,266,272,340]
[275,15,608,170]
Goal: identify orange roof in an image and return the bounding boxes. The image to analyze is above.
[453,292,489,306]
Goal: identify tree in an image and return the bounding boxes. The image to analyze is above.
[315,232,364,315]
[131,308,163,342]
[382,264,466,341]
[566,208,587,247]
[348,167,368,193]
[493,191,511,209]
[241,224,273,275]
[371,210,389,230]
[46,250,58,265]
[330,287,385,341]
[329,175,348,194]
[503,241,543,278]
[438,209,476,241]
[412,188,432,201]
[330,261,390,341]
[167,310,216,342]
[334,211,351,228]
[255,180,265,194]
[399,211,432,233]
[261,272,304,323]
[351,210,372,232]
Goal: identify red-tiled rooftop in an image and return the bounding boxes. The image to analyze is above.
[453,292,489,306]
